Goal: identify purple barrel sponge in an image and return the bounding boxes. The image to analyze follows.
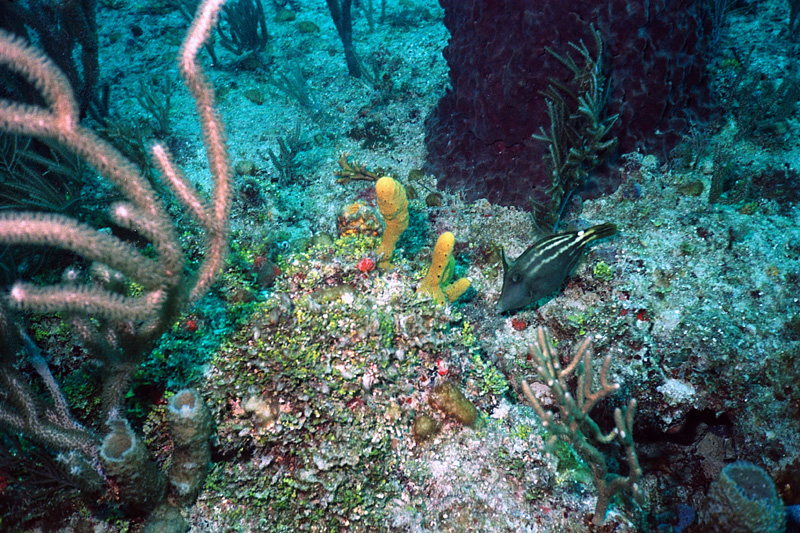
[424,0,715,209]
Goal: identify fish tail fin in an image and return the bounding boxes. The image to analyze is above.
[582,223,618,243]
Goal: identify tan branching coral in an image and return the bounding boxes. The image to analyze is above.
[334,152,381,183]
[521,326,642,525]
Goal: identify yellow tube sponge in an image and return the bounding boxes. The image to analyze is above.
[417,232,471,304]
[375,176,409,269]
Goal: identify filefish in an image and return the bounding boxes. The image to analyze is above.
[497,223,618,313]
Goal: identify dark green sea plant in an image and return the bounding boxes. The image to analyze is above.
[0,134,90,215]
[0,133,102,284]
[0,430,93,526]
[0,0,231,525]
[219,0,269,59]
[268,123,307,185]
[96,118,158,183]
[268,68,321,116]
[326,0,365,78]
[135,73,176,138]
[0,0,100,118]
[359,0,379,31]
[533,25,618,226]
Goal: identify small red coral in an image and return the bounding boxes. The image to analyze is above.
[357,257,376,274]
[511,317,527,331]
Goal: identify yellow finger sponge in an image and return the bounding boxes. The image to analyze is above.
[375,176,409,269]
[417,232,471,304]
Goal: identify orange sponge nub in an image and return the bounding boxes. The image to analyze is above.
[417,231,470,304]
[375,177,409,269]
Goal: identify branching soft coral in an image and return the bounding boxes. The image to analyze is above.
[521,327,642,525]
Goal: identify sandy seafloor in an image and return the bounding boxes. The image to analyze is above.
[7,0,800,531]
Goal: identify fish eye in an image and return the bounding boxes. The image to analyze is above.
[512,274,520,283]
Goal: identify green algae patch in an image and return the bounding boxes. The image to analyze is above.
[297,20,320,33]
[412,414,440,443]
[428,381,479,427]
[198,225,490,530]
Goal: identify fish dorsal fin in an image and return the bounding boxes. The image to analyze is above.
[500,246,509,273]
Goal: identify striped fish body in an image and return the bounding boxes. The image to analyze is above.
[497,223,617,313]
